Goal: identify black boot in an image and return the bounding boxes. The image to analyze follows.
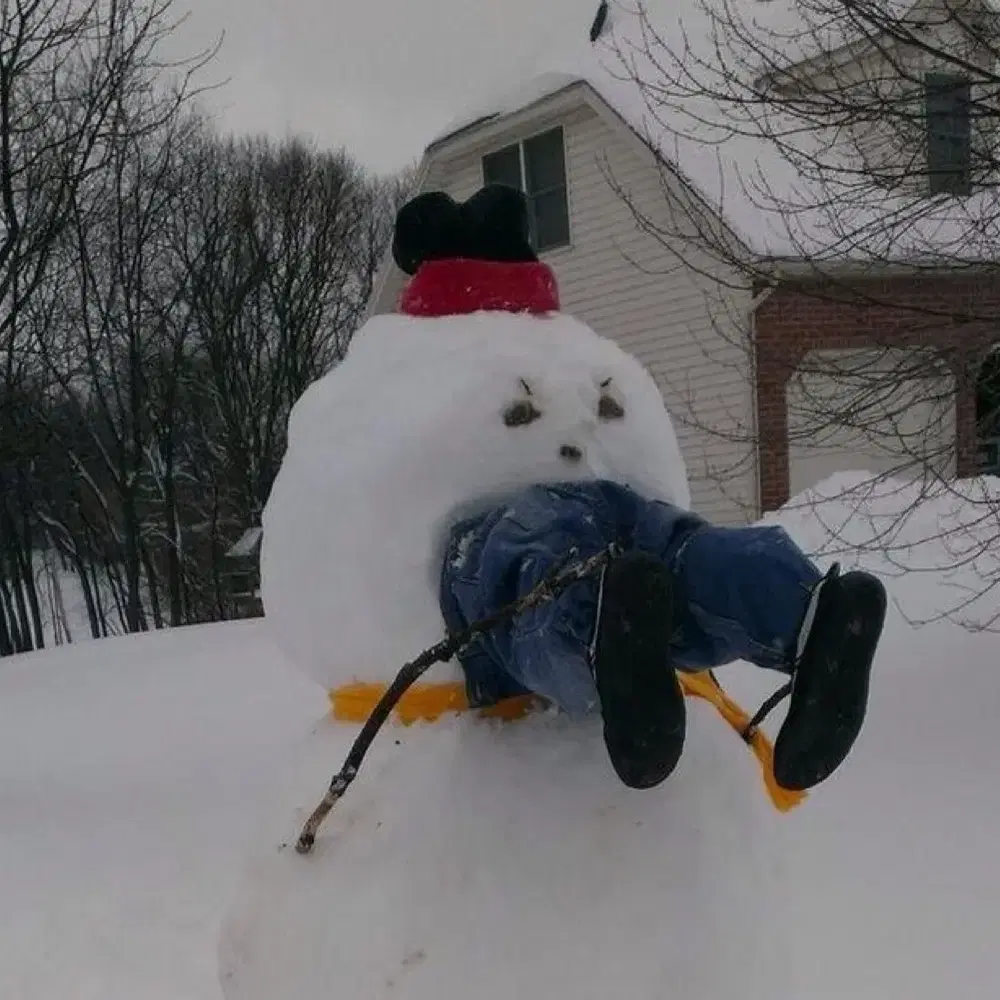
[592,551,686,789]
[773,564,887,791]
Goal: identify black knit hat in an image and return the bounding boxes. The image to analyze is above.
[392,184,538,276]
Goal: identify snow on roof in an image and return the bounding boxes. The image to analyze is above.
[429,0,1000,263]
[433,72,586,143]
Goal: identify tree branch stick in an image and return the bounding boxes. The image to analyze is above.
[295,544,618,854]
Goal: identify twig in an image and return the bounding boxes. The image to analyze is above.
[295,543,619,854]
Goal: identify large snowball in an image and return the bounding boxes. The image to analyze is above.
[218,702,791,1000]
[262,311,689,691]
[219,611,1000,1000]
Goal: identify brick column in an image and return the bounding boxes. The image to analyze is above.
[754,275,1000,511]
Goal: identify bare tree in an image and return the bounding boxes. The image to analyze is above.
[178,136,398,539]
[0,1,406,650]
[600,0,1000,625]
[0,0,216,648]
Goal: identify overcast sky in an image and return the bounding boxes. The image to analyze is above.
[170,0,594,176]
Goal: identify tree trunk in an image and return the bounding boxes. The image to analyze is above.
[163,439,183,626]
[44,543,71,644]
[14,485,45,649]
[73,549,100,640]
[0,584,13,656]
[89,560,109,638]
[121,490,145,632]
[3,530,34,653]
[141,541,163,629]
[0,567,24,653]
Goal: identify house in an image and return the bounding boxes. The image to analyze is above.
[371,0,1000,523]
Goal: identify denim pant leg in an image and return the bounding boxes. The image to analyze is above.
[454,565,603,716]
[666,524,822,673]
[506,568,604,717]
[442,486,615,716]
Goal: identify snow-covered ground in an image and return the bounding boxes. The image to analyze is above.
[2,475,1000,999]
[769,470,1000,629]
[0,619,320,1000]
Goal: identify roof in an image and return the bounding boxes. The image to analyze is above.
[426,0,1000,264]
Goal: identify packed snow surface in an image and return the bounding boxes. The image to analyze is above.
[222,470,1000,1000]
[0,620,320,1000]
[220,706,785,1000]
[261,310,689,692]
[3,474,1000,999]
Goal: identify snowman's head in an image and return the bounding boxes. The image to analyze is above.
[262,185,689,686]
[288,304,689,550]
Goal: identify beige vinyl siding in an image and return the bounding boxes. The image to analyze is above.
[376,96,757,525]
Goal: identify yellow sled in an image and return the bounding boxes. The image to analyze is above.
[329,672,807,814]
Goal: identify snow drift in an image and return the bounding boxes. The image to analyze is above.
[220,472,1000,1000]
[2,474,1000,999]
[771,470,1000,628]
[0,620,320,1000]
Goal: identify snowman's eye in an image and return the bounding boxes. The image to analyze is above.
[598,394,625,420]
[503,399,542,428]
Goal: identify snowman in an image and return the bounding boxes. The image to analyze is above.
[219,185,887,1000]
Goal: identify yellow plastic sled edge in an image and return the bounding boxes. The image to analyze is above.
[329,674,807,814]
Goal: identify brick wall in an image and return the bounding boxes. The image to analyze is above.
[754,273,1000,511]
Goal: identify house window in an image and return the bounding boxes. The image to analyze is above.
[925,73,972,196]
[482,127,570,252]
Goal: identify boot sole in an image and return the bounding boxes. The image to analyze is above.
[773,572,887,791]
[593,552,686,790]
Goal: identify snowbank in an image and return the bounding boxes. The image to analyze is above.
[220,472,1000,1000]
[769,470,1000,628]
[2,473,1000,999]
[0,620,321,1000]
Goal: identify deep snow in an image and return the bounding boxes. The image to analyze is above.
[769,470,1000,629]
[2,476,1000,999]
[0,620,320,1000]
[221,473,1000,1000]
[220,705,788,1000]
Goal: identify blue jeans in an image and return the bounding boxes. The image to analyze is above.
[439,481,820,715]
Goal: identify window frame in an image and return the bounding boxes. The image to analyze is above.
[481,125,571,253]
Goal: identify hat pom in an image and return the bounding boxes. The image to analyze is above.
[463,185,537,265]
[392,192,472,276]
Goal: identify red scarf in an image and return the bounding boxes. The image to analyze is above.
[399,258,560,318]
